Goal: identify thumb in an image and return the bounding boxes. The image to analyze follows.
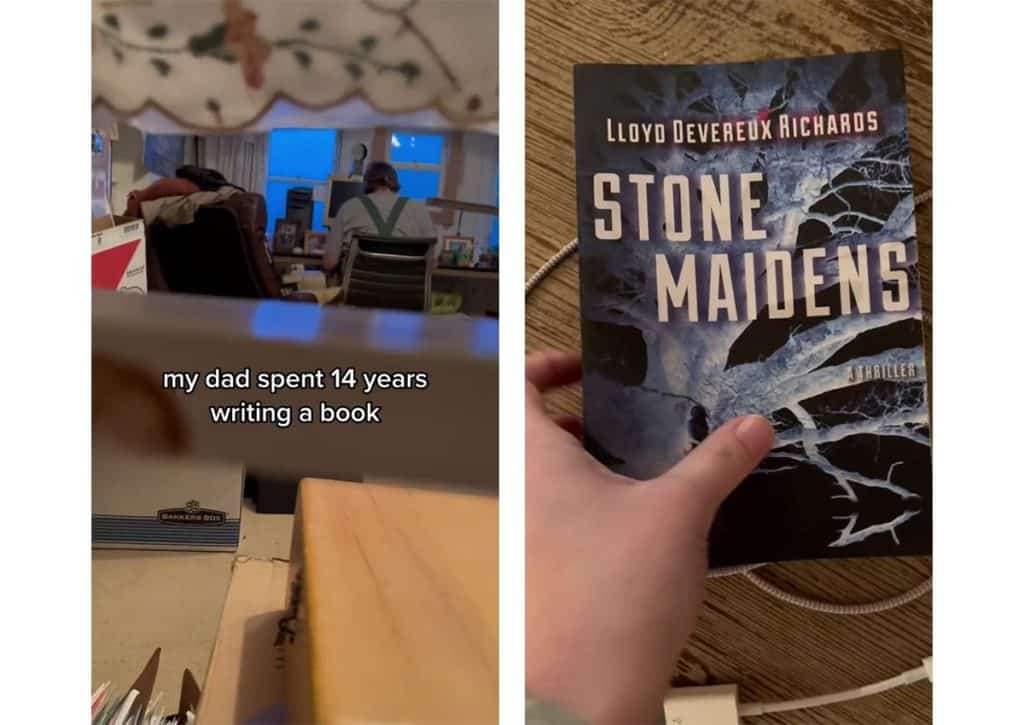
[658,414,775,532]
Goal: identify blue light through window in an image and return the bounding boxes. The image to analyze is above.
[472,318,499,358]
[250,300,323,341]
[266,129,337,232]
[369,310,426,351]
[395,168,441,201]
[390,133,444,165]
[389,132,444,201]
[268,129,335,178]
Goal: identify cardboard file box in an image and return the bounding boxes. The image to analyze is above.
[197,557,289,723]
[92,450,243,551]
[92,215,147,293]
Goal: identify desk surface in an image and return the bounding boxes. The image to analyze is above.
[272,251,323,261]
[272,252,324,270]
[435,266,500,278]
[526,2,931,723]
[292,479,498,723]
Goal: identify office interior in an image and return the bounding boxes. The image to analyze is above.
[92,124,499,717]
[103,123,499,314]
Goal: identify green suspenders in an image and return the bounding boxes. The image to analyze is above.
[357,195,409,237]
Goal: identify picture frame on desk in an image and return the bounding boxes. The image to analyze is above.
[273,218,304,255]
[304,230,328,256]
[442,236,475,267]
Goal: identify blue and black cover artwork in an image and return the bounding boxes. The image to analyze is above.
[573,51,931,567]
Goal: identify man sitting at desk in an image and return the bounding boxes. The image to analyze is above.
[323,161,437,274]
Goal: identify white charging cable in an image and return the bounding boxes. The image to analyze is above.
[525,237,579,295]
[738,656,933,718]
[663,657,933,722]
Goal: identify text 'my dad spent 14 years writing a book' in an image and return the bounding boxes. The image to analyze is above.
[573,51,931,567]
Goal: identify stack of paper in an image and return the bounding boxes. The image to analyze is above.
[92,650,200,725]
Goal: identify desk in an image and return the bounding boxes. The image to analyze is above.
[286,479,498,723]
[433,266,499,317]
[526,2,932,723]
[434,266,499,279]
[271,252,324,273]
[279,269,326,291]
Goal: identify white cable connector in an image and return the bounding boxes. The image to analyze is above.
[663,657,933,722]
[664,684,740,725]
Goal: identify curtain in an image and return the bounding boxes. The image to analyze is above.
[92,1,497,135]
[195,134,269,194]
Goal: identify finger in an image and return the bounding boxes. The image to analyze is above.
[553,415,584,443]
[658,415,774,528]
[526,350,582,393]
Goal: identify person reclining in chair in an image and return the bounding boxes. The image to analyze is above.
[323,161,438,275]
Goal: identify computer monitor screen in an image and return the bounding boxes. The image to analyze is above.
[323,179,364,227]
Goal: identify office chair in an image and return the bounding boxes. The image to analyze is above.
[147,193,314,302]
[336,235,437,311]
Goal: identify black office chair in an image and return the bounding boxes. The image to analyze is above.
[146,193,317,303]
[336,235,437,311]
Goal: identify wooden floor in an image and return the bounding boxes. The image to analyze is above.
[525,1,932,722]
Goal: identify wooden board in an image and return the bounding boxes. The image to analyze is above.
[526,2,932,722]
[286,479,498,723]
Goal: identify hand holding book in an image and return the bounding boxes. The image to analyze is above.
[525,350,773,724]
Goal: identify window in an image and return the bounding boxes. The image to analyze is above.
[388,132,444,201]
[266,128,337,232]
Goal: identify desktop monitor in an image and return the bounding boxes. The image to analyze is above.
[286,187,314,232]
[323,177,364,228]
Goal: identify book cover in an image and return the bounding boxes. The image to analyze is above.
[573,51,931,567]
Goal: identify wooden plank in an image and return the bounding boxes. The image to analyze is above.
[286,479,498,723]
[526,2,932,722]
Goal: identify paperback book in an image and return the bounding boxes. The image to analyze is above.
[573,51,931,567]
